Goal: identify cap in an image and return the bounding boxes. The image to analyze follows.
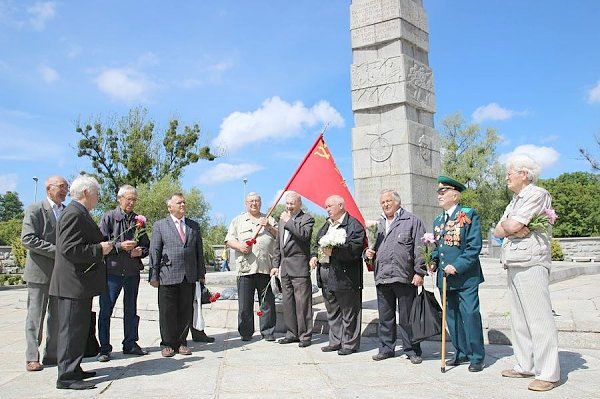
[437,175,466,192]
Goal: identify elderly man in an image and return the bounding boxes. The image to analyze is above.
[365,190,426,364]
[225,192,277,341]
[149,193,206,357]
[270,192,315,347]
[21,175,69,371]
[309,195,365,355]
[494,154,560,392]
[431,176,485,372]
[97,185,149,362]
[49,175,113,390]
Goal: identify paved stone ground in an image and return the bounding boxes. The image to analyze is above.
[1,259,599,398]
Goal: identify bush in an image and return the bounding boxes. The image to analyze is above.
[0,274,24,286]
[10,237,26,268]
[551,240,564,261]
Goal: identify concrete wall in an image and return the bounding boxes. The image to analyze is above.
[482,237,600,259]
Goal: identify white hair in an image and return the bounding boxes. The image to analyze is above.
[117,184,137,198]
[506,154,540,182]
[380,189,401,204]
[285,191,302,204]
[70,175,100,199]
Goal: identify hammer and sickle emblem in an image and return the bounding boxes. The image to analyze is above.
[313,142,331,159]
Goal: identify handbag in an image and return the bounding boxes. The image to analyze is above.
[409,288,443,344]
[84,311,100,357]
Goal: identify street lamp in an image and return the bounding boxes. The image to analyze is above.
[242,177,248,209]
[32,176,39,202]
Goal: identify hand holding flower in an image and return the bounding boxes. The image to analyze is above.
[120,239,137,251]
[322,247,333,257]
[365,248,376,260]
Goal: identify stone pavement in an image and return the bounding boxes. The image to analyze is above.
[1,259,599,398]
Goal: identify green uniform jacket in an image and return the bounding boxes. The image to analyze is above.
[431,205,484,290]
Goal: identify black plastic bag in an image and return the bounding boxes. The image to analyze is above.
[84,311,100,357]
[409,288,442,344]
[200,283,212,304]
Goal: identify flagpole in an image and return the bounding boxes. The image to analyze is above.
[245,123,330,244]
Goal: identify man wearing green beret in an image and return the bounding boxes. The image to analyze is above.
[430,176,485,372]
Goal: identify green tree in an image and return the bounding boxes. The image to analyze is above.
[439,113,507,231]
[538,172,600,237]
[76,106,217,211]
[0,191,24,222]
[0,219,22,245]
[10,237,26,268]
[202,224,227,264]
[133,176,210,233]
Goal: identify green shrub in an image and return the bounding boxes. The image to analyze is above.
[551,240,564,261]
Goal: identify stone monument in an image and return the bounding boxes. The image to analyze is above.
[350,0,441,226]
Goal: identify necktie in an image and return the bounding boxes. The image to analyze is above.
[55,204,63,221]
[445,213,449,223]
[176,219,186,242]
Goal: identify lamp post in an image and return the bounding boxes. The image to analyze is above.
[32,176,39,202]
[242,177,248,209]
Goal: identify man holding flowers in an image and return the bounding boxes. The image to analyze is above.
[493,154,560,392]
[430,176,485,372]
[309,195,365,355]
[225,192,277,342]
[97,185,150,361]
[364,190,426,364]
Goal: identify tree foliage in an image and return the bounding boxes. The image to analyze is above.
[579,133,600,172]
[202,224,227,263]
[0,191,24,222]
[538,172,600,237]
[0,219,22,245]
[439,113,507,231]
[133,176,210,233]
[76,107,217,211]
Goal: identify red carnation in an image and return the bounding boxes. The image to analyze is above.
[214,292,221,299]
[256,310,264,317]
[246,238,257,246]
[209,295,217,303]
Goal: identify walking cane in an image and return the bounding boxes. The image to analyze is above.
[440,271,448,373]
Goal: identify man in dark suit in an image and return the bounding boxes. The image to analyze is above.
[21,175,68,371]
[431,176,485,372]
[149,193,206,357]
[364,189,426,364]
[49,175,113,390]
[309,195,365,356]
[271,192,315,347]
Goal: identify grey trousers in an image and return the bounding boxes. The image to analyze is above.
[25,282,58,363]
[280,274,313,342]
[320,267,362,350]
[508,266,560,382]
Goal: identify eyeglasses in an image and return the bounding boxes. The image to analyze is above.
[436,188,452,195]
[246,199,260,203]
[49,184,69,190]
[506,170,524,178]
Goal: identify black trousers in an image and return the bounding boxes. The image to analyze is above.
[158,282,195,349]
[237,273,276,338]
[56,296,92,383]
[376,282,421,356]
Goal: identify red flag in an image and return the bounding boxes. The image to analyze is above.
[284,134,365,227]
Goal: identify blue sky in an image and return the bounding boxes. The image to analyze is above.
[1,1,599,224]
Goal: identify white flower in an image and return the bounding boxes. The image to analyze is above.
[319,227,347,248]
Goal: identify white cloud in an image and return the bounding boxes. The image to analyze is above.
[0,174,18,193]
[587,80,600,104]
[197,162,264,185]
[179,56,235,88]
[0,121,63,161]
[212,96,344,153]
[38,64,59,82]
[499,144,560,172]
[95,68,157,103]
[539,134,560,144]
[472,103,526,123]
[27,1,56,30]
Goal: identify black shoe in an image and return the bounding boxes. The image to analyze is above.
[409,354,423,364]
[298,341,311,348]
[337,348,356,356]
[80,371,96,379]
[278,337,300,344]
[469,363,485,372]
[241,336,252,341]
[96,353,110,362]
[56,380,96,390]
[192,331,216,343]
[42,358,57,366]
[372,352,394,361]
[321,345,341,352]
[123,345,149,356]
[446,357,468,366]
[262,334,275,341]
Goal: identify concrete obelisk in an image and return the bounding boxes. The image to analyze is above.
[350,0,440,226]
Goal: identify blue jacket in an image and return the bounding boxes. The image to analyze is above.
[431,205,484,290]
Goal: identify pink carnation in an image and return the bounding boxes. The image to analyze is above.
[421,232,436,244]
[544,208,558,224]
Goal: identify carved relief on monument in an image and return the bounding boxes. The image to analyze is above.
[350,0,401,30]
[351,56,403,90]
[406,61,434,109]
[368,128,393,162]
[398,0,428,32]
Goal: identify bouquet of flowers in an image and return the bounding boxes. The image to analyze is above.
[419,232,436,271]
[528,208,558,231]
[365,221,379,249]
[318,227,347,263]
